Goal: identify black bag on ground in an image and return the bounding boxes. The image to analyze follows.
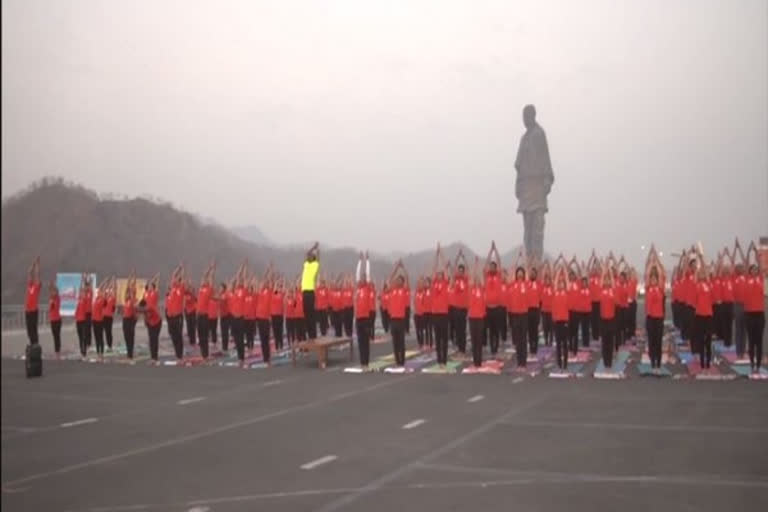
[25,344,42,378]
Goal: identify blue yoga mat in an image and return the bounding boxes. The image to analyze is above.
[730,365,768,377]
[636,363,671,376]
[594,350,630,374]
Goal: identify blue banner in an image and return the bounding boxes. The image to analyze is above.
[56,273,97,317]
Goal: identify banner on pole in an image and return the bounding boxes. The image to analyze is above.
[56,273,97,317]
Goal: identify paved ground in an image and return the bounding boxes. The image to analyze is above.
[3,326,768,512]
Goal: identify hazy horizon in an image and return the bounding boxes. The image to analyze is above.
[3,0,767,266]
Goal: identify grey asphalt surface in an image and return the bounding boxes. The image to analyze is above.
[2,328,768,512]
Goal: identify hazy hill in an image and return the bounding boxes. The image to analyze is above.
[1,178,532,303]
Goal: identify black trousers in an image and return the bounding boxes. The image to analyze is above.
[331,310,344,337]
[628,301,637,339]
[356,317,371,366]
[600,317,615,368]
[415,314,425,346]
[286,318,296,345]
[568,311,579,354]
[208,316,218,344]
[103,315,114,348]
[542,311,553,345]
[615,306,627,348]
[381,308,390,333]
[424,312,434,347]
[93,320,105,354]
[390,318,406,366]
[231,316,245,361]
[527,307,540,354]
[343,307,354,337]
[185,312,197,345]
[272,315,284,350]
[50,319,62,353]
[221,314,231,350]
[405,306,411,334]
[257,318,271,362]
[197,315,210,358]
[453,308,468,353]
[745,311,765,370]
[25,310,39,345]
[469,317,485,367]
[554,320,569,369]
[245,319,256,350]
[303,291,317,339]
[672,301,681,330]
[682,305,695,343]
[590,302,600,340]
[511,312,528,366]
[721,302,734,347]
[168,314,184,359]
[646,316,664,368]
[122,317,136,358]
[448,306,456,343]
[500,308,509,342]
[85,313,92,347]
[76,320,87,356]
[318,308,329,336]
[485,307,502,354]
[693,314,713,368]
[580,311,590,347]
[147,321,162,360]
[433,313,449,365]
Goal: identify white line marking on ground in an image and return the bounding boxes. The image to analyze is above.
[512,377,524,384]
[263,380,282,387]
[402,419,426,430]
[177,397,206,406]
[60,418,98,428]
[3,375,415,488]
[467,395,484,403]
[503,420,768,434]
[300,455,338,470]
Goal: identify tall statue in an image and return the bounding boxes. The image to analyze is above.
[514,104,554,261]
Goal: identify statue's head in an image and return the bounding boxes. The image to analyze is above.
[523,104,536,130]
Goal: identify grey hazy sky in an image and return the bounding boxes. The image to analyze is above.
[3,0,767,265]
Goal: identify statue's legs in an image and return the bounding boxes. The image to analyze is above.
[523,209,546,260]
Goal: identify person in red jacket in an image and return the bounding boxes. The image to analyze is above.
[627,269,638,341]
[219,282,232,351]
[578,274,592,348]
[355,252,374,369]
[256,274,273,364]
[271,278,285,350]
[207,284,220,346]
[484,241,504,356]
[122,273,138,362]
[743,242,765,374]
[315,278,330,337]
[551,261,570,370]
[342,277,355,338]
[644,246,666,372]
[24,257,42,346]
[197,261,215,358]
[431,244,451,369]
[229,263,248,367]
[387,260,410,367]
[165,264,187,362]
[614,267,630,348]
[422,277,434,350]
[732,239,748,358]
[527,263,542,354]
[103,277,116,351]
[75,280,89,359]
[540,264,554,346]
[92,282,107,360]
[83,276,93,348]
[243,282,257,351]
[508,262,529,367]
[143,277,163,364]
[718,250,735,347]
[599,259,618,369]
[414,279,425,348]
[468,257,486,367]
[587,252,602,342]
[184,282,197,346]
[691,251,714,370]
[48,281,61,358]
[452,252,470,355]
[566,263,581,355]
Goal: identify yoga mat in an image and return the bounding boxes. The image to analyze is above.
[593,350,630,377]
[729,366,768,378]
[462,359,504,375]
[636,363,672,377]
[367,350,420,371]
[640,353,676,365]
[404,354,437,371]
[720,352,752,364]
[421,360,463,374]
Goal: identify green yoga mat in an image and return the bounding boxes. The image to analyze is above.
[421,360,463,374]
[368,350,419,370]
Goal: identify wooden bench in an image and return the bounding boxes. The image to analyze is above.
[292,337,354,369]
